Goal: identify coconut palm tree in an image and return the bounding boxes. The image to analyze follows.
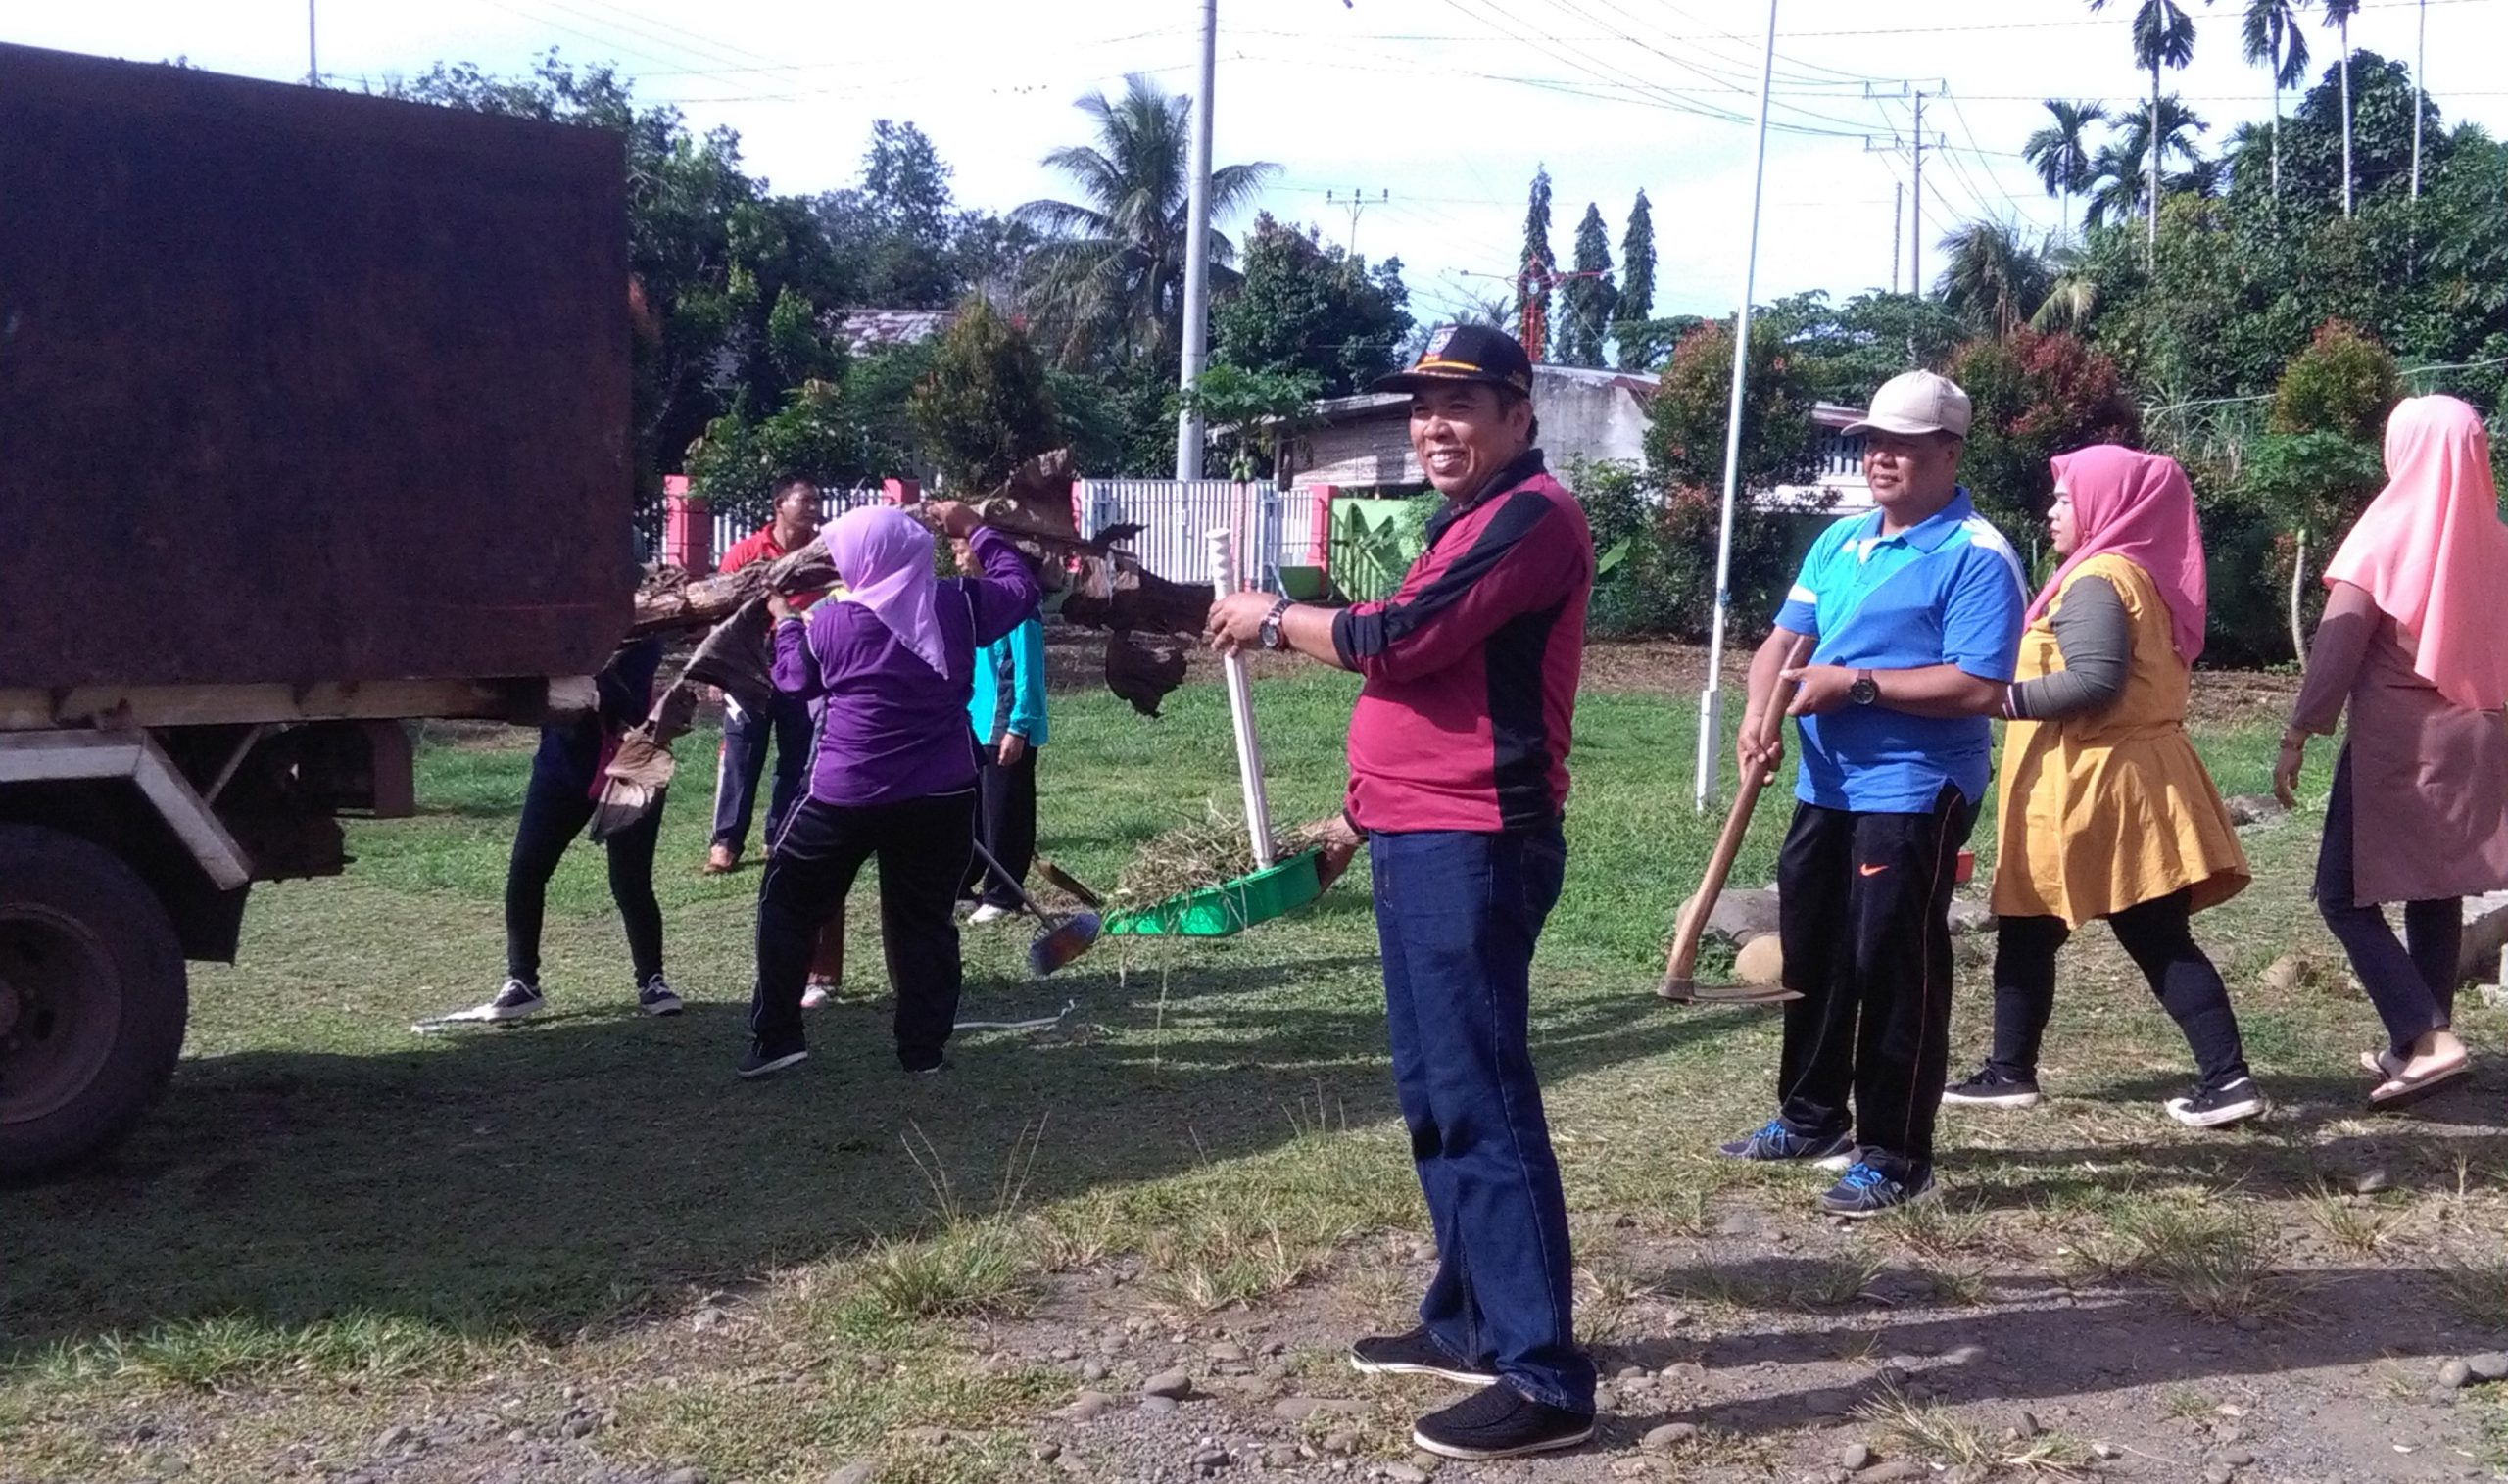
[1013,73,1278,364]
[2023,100,2108,235]
[2083,100,2213,230]
[2032,239,2103,331]
[2242,0,2312,196]
[2322,0,2360,215]
[1934,220,2054,337]
[2088,0,2210,261]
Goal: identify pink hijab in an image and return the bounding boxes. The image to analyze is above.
[2032,446,2209,662]
[824,506,948,677]
[2323,395,2508,711]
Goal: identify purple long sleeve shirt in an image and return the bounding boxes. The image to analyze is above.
[773,527,1042,807]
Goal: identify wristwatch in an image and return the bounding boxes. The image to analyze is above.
[1849,669,1880,706]
[1257,597,1293,652]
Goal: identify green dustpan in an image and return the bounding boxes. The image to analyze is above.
[1103,849,1325,937]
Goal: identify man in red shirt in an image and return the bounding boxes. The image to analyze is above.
[706,475,823,874]
[1206,325,1597,1461]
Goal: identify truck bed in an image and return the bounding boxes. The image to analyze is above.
[0,43,634,694]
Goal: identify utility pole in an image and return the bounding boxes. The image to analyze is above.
[307,0,318,86]
[1694,0,1781,812]
[1174,0,1218,482]
[1909,89,1926,298]
[1891,182,1904,295]
[1326,189,1388,256]
[2412,0,2427,200]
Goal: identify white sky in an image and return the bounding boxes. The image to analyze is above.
[13,0,2506,330]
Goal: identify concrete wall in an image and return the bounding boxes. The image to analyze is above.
[1283,367,1658,491]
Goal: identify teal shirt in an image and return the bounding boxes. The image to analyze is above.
[968,616,1048,747]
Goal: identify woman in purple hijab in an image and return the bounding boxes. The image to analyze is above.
[740,501,1041,1079]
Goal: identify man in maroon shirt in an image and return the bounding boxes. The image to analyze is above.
[706,475,823,874]
[1206,325,1597,1461]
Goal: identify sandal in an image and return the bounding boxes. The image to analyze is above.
[2369,1053,2471,1110]
[2359,1048,2406,1079]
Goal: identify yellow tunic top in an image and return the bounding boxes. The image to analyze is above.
[1990,553,2249,927]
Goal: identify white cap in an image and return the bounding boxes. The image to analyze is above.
[1844,370,1972,439]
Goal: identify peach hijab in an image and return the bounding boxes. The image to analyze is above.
[2322,395,2508,711]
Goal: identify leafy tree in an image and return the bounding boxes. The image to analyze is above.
[814,120,977,309]
[392,53,849,506]
[1615,190,1657,367]
[1210,215,1413,397]
[2264,51,2446,214]
[1013,74,1278,365]
[1934,222,2054,338]
[1949,329,2142,530]
[1763,291,1968,406]
[1558,204,1616,368]
[1181,364,1323,480]
[1518,166,1554,354]
[907,300,1062,493]
[1643,319,1817,495]
[2240,0,2311,194]
[683,380,868,522]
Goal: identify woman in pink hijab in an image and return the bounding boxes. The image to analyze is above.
[2278,395,2508,1108]
[1947,448,2261,1128]
[740,501,1041,1080]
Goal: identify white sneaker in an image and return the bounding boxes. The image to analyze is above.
[801,982,833,1010]
[969,902,1015,924]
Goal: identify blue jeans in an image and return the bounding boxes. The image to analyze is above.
[1370,822,1594,1413]
[711,692,812,853]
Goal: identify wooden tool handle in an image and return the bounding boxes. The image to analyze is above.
[1661,637,1812,984]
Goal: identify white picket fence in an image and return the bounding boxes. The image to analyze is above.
[708,485,888,558]
[1073,480,1329,588]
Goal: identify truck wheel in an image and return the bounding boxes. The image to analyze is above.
[0,824,188,1179]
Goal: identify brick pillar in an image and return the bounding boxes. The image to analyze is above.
[661,476,712,575]
[882,477,919,505]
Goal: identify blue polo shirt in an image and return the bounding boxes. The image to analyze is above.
[1772,490,2026,814]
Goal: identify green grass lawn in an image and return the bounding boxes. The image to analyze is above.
[4,663,2501,1483]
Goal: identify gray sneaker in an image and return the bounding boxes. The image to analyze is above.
[480,979,546,1021]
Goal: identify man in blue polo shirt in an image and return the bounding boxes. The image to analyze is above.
[1718,369,2026,1217]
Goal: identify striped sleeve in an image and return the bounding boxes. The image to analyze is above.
[1331,492,1580,683]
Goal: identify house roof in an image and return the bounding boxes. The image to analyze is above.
[836,309,955,353]
[1306,364,1663,424]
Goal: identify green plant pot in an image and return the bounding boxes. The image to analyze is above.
[1102,850,1325,937]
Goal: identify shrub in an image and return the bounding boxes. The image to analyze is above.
[683,378,868,526]
[1571,458,1801,642]
[2269,320,2401,443]
[1950,329,2140,535]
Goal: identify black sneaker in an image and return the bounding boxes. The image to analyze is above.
[1411,1385,1594,1461]
[2166,1076,2268,1128]
[1818,1160,1937,1220]
[1349,1326,1497,1387]
[1942,1064,2042,1108]
[637,975,684,1017]
[481,978,546,1021]
[1717,1118,1855,1170]
[737,1039,808,1079]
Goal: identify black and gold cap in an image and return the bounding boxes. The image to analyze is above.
[1371,323,1535,395]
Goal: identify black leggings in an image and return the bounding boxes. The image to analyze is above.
[750,790,977,1071]
[2316,747,2463,1055]
[505,763,664,986]
[1988,889,2250,1089]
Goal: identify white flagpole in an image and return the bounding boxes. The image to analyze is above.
[1174,0,1219,480]
[1694,0,1781,812]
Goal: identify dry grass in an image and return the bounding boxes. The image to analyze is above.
[2073,1199,2295,1322]
[2434,1256,2508,1323]
[2305,1193,2408,1256]
[1112,805,1297,906]
[1857,1386,2095,1477]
